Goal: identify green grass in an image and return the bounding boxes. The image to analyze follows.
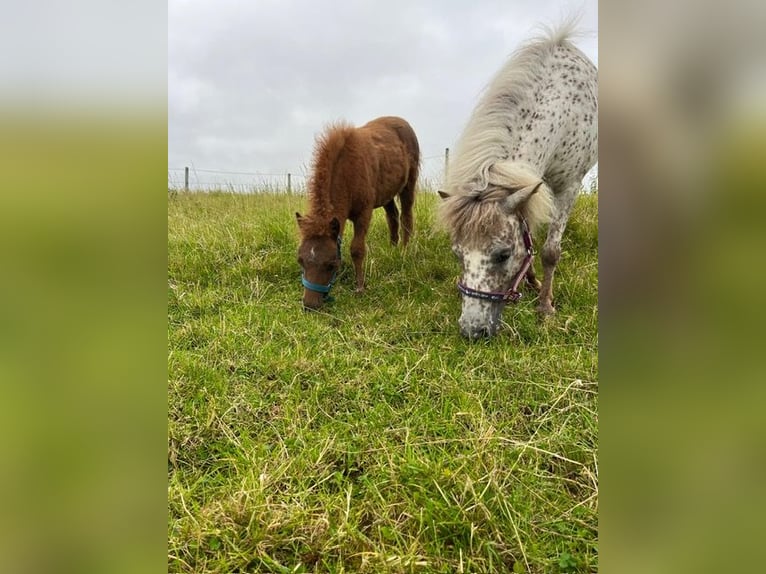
[168,190,598,573]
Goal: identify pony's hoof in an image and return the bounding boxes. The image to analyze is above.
[537,303,556,317]
[355,286,366,294]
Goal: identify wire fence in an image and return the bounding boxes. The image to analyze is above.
[168,151,450,193]
[168,152,597,193]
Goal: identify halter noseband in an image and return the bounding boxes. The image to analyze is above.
[301,234,342,297]
[457,215,534,304]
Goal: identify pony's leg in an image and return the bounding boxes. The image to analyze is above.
[526,266,542,292]
[399,176,416,246]
[383,200,400,245]
[350,212,373,292]
[538,185,578,316]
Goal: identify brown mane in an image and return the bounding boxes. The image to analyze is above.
[301,121,357,236]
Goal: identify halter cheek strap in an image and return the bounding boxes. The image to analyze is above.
[301,235,342,298]
[457,215,534,304]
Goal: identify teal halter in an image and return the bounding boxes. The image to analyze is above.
[301,234,342,298]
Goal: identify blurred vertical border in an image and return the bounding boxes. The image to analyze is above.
[600,0,766,572]
[0,2,167,573]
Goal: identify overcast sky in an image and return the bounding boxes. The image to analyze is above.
[168,0,597,189]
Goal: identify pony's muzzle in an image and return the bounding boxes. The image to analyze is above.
[458,312,500,340]
[458,300,502,339]
[459,323,496,340]
[302,290,325,311]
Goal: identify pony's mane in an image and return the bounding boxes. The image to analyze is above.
[305,120,356,226]
[439,162,553,245]
[438,24,581,244]
[445,23,576,196]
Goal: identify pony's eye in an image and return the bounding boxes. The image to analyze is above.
[492,249,512,263]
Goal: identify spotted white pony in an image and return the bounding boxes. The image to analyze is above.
[439,24,597,339]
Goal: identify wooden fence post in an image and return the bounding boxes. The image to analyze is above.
[287,173,292,193]
[184,167,189,192]
[444,148,450,186]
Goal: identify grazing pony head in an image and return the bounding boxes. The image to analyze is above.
[439,164,553,339]
[295,214,341,310]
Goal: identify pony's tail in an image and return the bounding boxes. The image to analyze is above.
[487,161,554,232]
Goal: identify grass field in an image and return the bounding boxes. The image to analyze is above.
[168,190,598,573]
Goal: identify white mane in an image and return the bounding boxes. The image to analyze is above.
[444,23,579,228]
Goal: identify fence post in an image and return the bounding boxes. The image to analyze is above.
[444,148,450,186]
[184,167,189,192]
[287,173,292,193]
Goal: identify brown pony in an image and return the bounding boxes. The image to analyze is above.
[296,116,420,309]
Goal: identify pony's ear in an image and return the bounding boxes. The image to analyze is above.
[437,190,450,200]
[329,217,340,236]
[295,212,304,227]
[504,181,544,213]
